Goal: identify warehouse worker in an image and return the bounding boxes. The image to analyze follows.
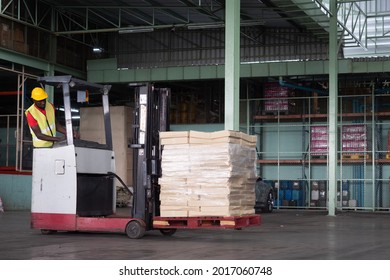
[25,87,78,148]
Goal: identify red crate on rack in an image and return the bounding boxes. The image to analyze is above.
[341,124,371,156]
[263,83,293,114]
[310,125,328,156]
[386,131,390,159]
[387,131,390,150]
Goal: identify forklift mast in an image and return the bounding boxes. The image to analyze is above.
[131,84,170,229]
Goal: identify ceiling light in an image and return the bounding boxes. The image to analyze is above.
[118,27,154,34]
[92,47,103,54]
[187,21,265,30]
[187,23,224,30]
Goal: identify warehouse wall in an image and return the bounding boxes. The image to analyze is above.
[0,122,32,211]
[114,27,329,69]
[171,123,223,132]
[0,127,17,166]
[0,174,31,211]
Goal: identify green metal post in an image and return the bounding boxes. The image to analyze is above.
[328,0,338,216]
[44,64,55,102]
[224,0,240,131]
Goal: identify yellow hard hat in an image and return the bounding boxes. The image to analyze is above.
[31,87,48,101]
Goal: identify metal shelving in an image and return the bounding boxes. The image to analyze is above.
[241,84,390,212]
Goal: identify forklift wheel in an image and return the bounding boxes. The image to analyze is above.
[40,229,57,235]
[125,220,146,239]
[159,229,177,236]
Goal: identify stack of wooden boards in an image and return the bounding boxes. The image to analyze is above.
[159,130,257,217]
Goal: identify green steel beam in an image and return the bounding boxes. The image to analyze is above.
[44,64,55,102]
[0,48,49,71]
[0,48,86,79]
[224,0,240,131]
[88,58,390,83]
[328,0,338,217]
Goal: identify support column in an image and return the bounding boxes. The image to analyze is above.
[224,0,240,131]
[44,14,57,103]
[328,0,338,216]
[44,64,55,102]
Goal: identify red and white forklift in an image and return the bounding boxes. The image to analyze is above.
[31,76,261,239]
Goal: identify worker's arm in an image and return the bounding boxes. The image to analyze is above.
[26,110,65,142]
[56,122,80,139]
[56,121,67,135]
[30,124,65,142]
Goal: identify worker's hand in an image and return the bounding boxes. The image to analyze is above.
[73,130,80,139]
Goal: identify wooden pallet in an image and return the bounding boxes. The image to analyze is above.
[153,215,261,229]
[342,153,370,160]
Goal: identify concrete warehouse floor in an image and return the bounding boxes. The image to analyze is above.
[1,209,390,260]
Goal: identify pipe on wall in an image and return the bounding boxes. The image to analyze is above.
[278,77,328,96]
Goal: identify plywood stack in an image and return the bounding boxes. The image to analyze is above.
[159,130,257,217]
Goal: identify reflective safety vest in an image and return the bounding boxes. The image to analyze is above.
[25,103,56,148]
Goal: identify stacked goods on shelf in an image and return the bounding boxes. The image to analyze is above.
[337,180,355,207]
[0,23,29,53]
[387,131,390,159]
[310,180,327,207]
[0,23,11,48]
[341,124,371,159]
[310,125,328,157]
[263,82,294,114]
[278,180,306,207]
[159,130,257,217]
[291,181,305,206]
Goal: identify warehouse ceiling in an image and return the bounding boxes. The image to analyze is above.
[1,0,338,42]
[0,0,374,56]
[39,0,320,32]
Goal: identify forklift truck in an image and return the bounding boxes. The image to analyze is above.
[31,76,260,239]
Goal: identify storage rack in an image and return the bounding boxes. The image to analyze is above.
[241,82,390,211]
